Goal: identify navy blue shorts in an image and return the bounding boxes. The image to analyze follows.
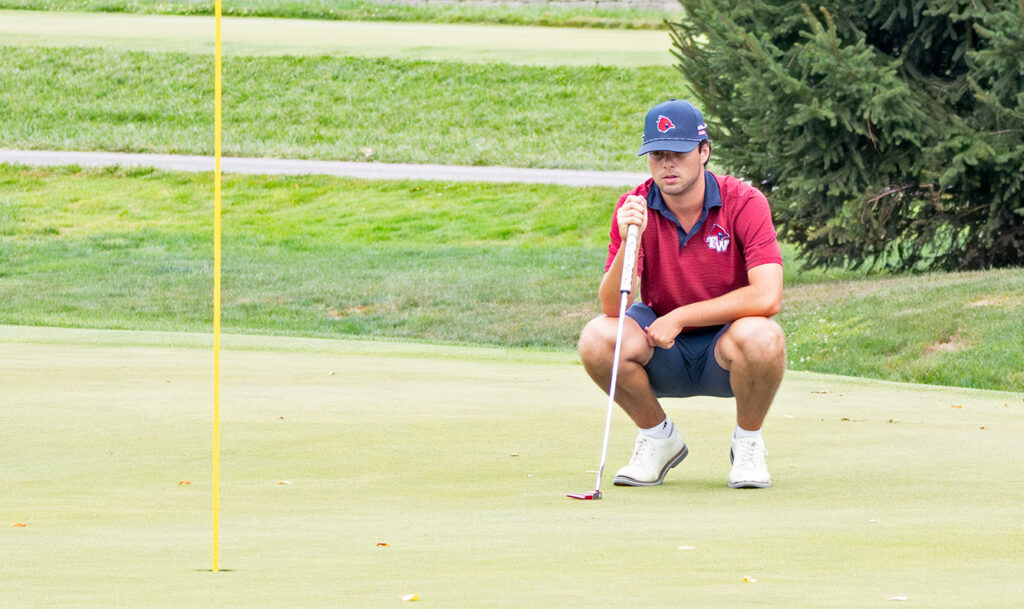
[625,303,734,398]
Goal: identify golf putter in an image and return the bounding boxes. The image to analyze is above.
[568,223,640,501]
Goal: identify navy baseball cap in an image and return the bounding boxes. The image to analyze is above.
[637,99,708,155]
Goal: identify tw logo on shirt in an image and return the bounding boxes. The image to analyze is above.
[705,224,731,253]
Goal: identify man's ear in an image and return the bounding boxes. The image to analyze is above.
[701,141,712,166]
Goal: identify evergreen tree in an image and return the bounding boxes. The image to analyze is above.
[671,0,1024,271]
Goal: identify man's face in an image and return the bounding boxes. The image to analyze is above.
[647,144,708,199]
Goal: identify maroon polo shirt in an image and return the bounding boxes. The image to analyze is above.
[605,171,783,327]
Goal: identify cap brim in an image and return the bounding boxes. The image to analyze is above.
[637,139,701,156]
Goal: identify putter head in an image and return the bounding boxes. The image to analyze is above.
[566,490,602,500]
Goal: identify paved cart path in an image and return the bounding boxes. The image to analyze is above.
[0,148,648,186]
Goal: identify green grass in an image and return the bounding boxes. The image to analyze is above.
[780,271,1024,391]
[4,325,1023,608]
[6,8,1020,607]
[0,165,611,347]
[2,164,1023,392]
[0,0,682,28]
[0,10,678,65]
[0,46,681,170]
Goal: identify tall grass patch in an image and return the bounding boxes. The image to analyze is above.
[781,272,1024,390]
[0,46,681,170]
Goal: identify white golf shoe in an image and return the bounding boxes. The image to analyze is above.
[613,429,688,486]
[728,436,771,488]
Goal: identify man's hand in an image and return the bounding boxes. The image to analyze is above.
[616,195,648,240]
[644,313,683,349]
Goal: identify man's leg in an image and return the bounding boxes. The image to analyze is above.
[577,314,661,428]
[714,316,786,488]
[714,316,786,430]
[578,314,687,486]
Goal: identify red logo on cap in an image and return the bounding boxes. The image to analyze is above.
[657,115,675,133]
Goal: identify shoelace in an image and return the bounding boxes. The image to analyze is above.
[629,436,657,464]
[734,439,765,469]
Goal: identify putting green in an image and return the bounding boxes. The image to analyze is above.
[0,10,676,65]
[3,325,1021,608]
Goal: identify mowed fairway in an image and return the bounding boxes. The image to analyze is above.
[0,10,676,65]
[4,325,1022,608]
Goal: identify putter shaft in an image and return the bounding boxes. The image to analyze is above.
[593,224,640,494]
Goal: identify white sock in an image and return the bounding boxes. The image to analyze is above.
[733,425,762,440]
[640,418,675,440]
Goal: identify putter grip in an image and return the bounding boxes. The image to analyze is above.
[619,223,639,293]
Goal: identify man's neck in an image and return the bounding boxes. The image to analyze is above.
[661,169,707,226]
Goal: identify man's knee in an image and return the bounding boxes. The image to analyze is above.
[720,317,786,367]
[578,315,650,368]
[578,316,613,362]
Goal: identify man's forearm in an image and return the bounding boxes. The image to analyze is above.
[665,286,778,330]
[643,264,783,347]
[664,263,783,329]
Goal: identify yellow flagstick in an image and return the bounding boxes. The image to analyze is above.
[212,0,223,573]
